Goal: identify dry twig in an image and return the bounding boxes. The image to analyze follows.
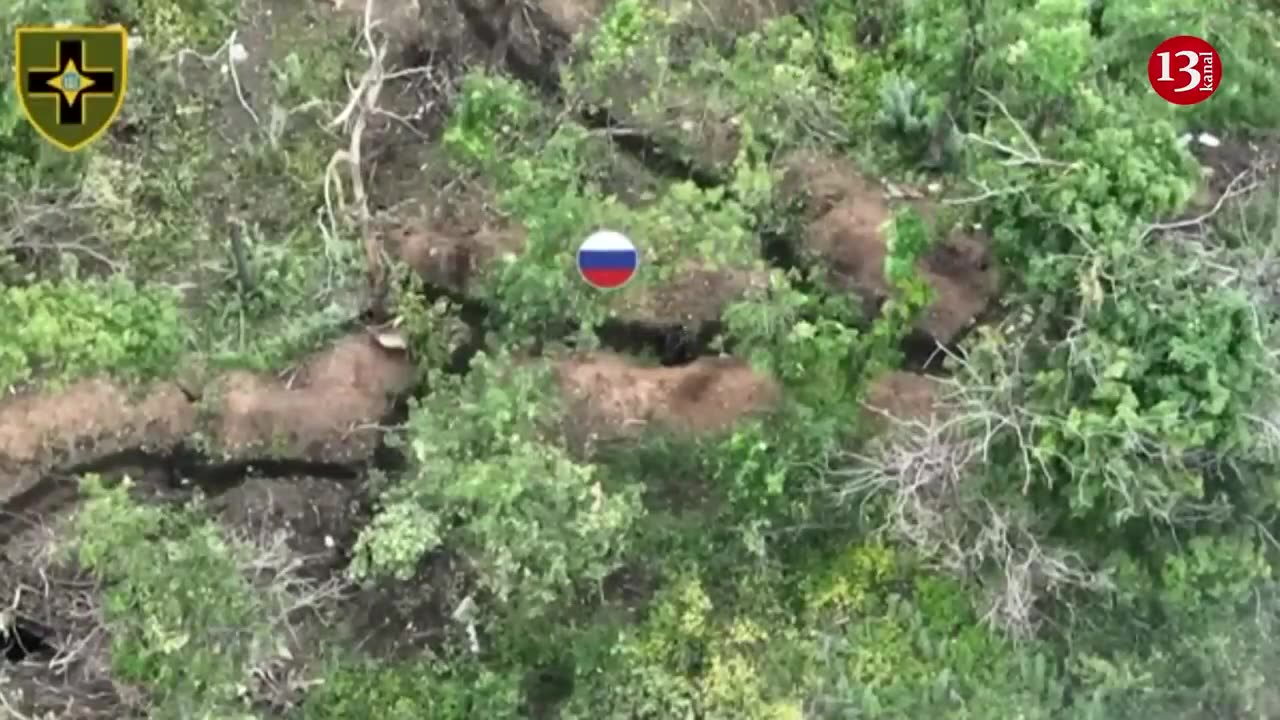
[326,0,390,294]
[1141,166,1261,239]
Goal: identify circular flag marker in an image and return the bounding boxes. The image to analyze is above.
[577,230,639,290]
[1148,35,1220,106]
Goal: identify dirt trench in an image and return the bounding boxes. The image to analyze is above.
[0,333,413,519]
[383,202,770,339]
[450,0,807,182]
[556,351,780,448]
[862,370,946,425]
[400,0,999,354]
[781,150,1000,347]
[0,332,788,520]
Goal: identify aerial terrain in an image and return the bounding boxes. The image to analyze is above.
[1,0,1279,717]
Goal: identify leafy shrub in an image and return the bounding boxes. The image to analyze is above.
[1092,0,1280,128]
[1066,533,1280,718]
[798,544,1070,718]
[560,573,808,720]
[110,0,239,54]
[956,237,1274,529]
[351,351,645,620]
[705,209,934,539]
[889,0,1280,131]
[567,2,853,160]
[73,476,274,720]
[562,546,1070,719]
[301,658,522,720]
[0,276,186,390]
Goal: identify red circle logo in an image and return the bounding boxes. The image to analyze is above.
[1148,36,1221,105]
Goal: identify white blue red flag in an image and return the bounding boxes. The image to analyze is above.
[577,230,639,290]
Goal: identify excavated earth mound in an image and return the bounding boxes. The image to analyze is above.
[210,333,414,461]
[556,351,780,447]
[863,370,946,426]
[0,333,413,509]
[781,150,1001,345]
[0,380,196,509]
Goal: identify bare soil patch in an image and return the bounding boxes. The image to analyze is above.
[862,370,945,426]
[386,212,526,294]
[0,381,195,506]
[331,0,425,54]
[209,333,414,461]
[782,150,1001,345]
[556,351,780,446]
[536,0,611,37]
[613,263,770,330]
[213,475,361,574]
[343,551,466,659]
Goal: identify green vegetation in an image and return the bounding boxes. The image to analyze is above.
[73,475,312,720]
[2,0,1279,718]
[0,276,185,390]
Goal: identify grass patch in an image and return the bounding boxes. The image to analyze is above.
[85,2,366,370]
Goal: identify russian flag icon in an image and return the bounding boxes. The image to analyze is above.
[577,230,639,290]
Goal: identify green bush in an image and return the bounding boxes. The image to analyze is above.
[73,476,273,720]
[351,351,645,621]
[562,545,1070,719]
[0,276,186,390]
[301,659,522,720]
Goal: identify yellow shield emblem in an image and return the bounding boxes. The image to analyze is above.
[14,25,128,152]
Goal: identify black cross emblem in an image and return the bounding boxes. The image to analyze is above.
[24,39,117,126]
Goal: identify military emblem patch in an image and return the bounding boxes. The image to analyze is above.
[14,25,128,152]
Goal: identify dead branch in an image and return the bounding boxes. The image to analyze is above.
[326,0,390,297]
[1141,167,1261,239]
[964,88,1077,169]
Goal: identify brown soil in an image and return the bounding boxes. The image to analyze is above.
[0,333,412,510]
[782,150,1001,345]
[537,0,611,37]
[209,333,414,461]
[0,380,195,505]
[556,352,780,447]
[331,0,424,50]
[213,475,361,570]
[386,215,526,294]
[612,263,770,329]
[862,370,945,425]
